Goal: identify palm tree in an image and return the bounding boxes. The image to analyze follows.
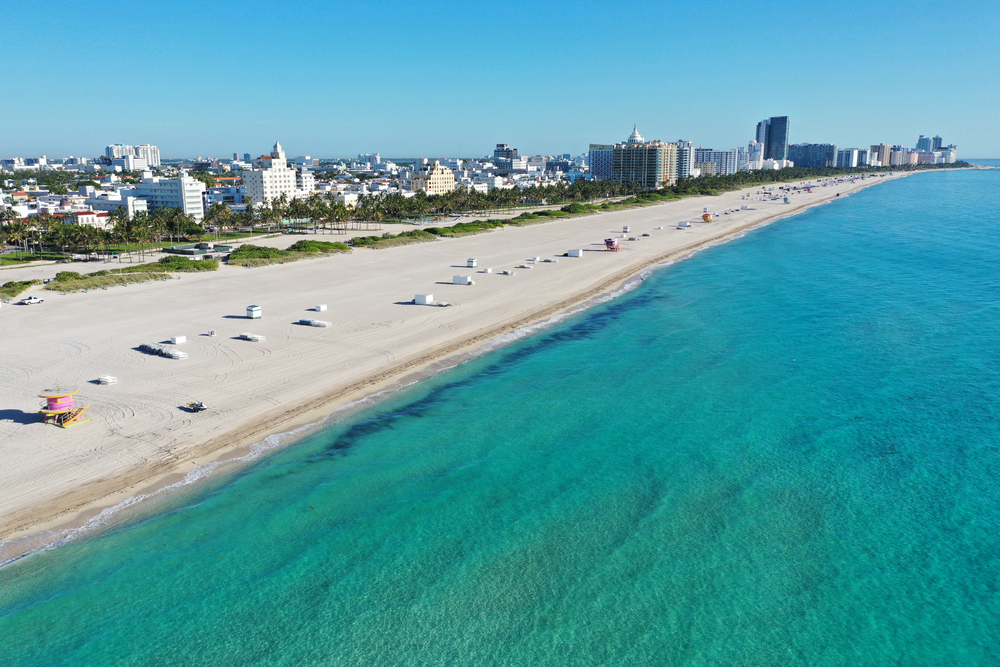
[44,219,70,257]
[3,220,29,260]
[241,201,258,233]
[153,207,176,245]
[260,198,282,232]
[110,208,135,262]
[271,193,289,230]
[286,197,309,228]
[306,193,328,233]
[76,224,100,258]
[214,203,233,239]
[203,202,231,240]
[130,211,153,260]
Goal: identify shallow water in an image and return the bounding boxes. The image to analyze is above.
[2,168,999,666]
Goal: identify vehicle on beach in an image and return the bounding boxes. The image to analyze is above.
[186,401,208,412]
[19,296,44,305]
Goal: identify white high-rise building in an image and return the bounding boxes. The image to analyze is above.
[105,144,133,159]
[295,164,316,194]
[112,155,149,172]
[694,148,739,176]
[836,148,860,168]
[105,143,160,168]
[128,170,206,221]
[134,144,161,168]
[242,141,297,204]
[676,140,694,179]
[746,140,765,170]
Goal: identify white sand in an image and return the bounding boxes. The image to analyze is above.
[0,174,906,542]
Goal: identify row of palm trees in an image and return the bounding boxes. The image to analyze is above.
[232,179,645,229]
[1,177,646,260]
[0,206,203,262]
[348,179,645,223]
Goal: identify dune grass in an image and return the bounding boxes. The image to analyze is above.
[1,279,43,300]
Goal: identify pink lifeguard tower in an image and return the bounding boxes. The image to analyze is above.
[38,386,91,428]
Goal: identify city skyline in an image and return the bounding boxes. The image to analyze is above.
[4,0,998,158]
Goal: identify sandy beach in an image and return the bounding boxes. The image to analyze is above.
[0,173,908,547]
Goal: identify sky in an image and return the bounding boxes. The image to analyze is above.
[5,0,999,159]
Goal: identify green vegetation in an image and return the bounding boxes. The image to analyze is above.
[351,181,639,222]
[81,257,217,275]
[506,193,686,226]
[1,279,42,300]
[43,256,217,292]
[227,241,352,266]
[228,244,287,260]
[350,229,437,249]
[423,219,505,236]
[45,273,171,292]
[157,255,219,271]
[559,202,594,214]
[0,251,71,265]
[285,240,351,253]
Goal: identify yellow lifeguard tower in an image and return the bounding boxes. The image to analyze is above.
[38,386,91,428]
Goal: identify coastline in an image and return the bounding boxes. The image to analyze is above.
[0,171,913,560]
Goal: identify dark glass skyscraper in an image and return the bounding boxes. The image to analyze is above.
[756,116,790,161]
[788,143,838,168]
[767,116,789,160]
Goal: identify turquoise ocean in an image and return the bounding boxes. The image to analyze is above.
[2,165,999,665]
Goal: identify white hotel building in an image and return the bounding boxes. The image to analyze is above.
[128,171,206,221]
[105,144,161,168]
[242,141,297,204]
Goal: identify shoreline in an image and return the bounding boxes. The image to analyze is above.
[0,171,914,561]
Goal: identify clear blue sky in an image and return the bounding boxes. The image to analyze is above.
[6,0,998,159]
